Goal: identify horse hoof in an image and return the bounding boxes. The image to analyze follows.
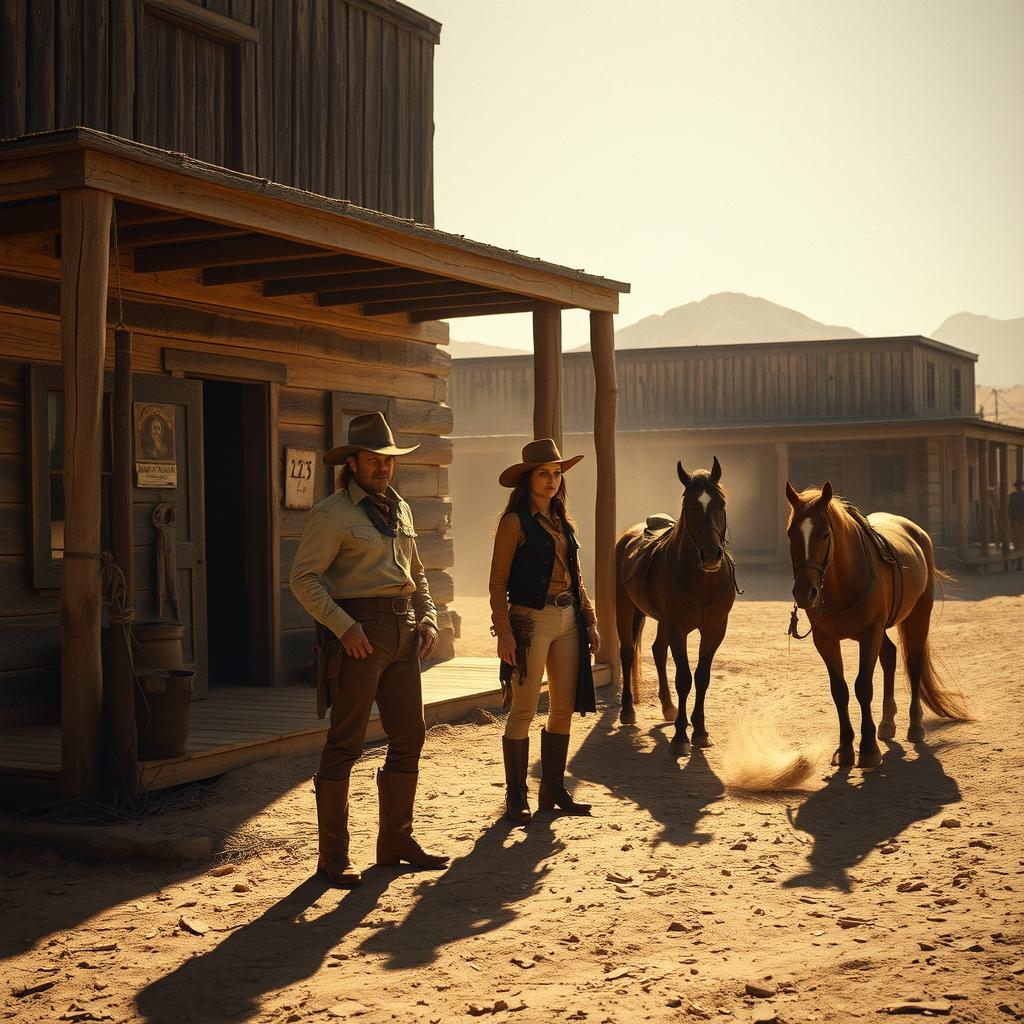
[661,704,678,723]
[906,724,925,743]
[670,738,692,758]
[832,746,855,767]
[692,732,713,749]
[857,746,882,769]
[876,722,896,741]
[619,709,637,727]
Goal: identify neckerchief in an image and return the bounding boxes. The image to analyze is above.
[360,493,399,537]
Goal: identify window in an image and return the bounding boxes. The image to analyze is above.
[871,454,906,505]
[926,363,936,408]
[952,368,962,412]
[29,365,112,588]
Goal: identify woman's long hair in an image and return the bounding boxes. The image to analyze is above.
[498,468,577,530]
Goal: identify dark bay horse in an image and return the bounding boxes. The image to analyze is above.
[785,481,969,769]
[615,457,739,755]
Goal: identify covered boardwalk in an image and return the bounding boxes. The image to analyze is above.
[0,129,628,804]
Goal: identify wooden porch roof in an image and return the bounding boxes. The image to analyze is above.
[0,128,629,328]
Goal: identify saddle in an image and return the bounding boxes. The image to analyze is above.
[621,514,677,588]
[841,500,905,568]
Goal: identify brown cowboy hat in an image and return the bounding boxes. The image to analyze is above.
[323,411,420,465]
[498,438,584,488]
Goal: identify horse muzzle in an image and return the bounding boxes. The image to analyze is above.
[792,583,822,610]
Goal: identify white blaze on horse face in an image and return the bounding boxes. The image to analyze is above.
[697,491,711,512]
[800,517,813,559]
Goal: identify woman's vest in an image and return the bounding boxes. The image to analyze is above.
[506,507,581,609]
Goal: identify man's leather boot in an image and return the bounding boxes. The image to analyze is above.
[375,768,450,869]
[502,736,531,824]
[537,729,591,814]
[314,774,362,887]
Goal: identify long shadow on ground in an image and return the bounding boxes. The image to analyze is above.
[134,872,394,1024]
[568,705,725,849]
[782,740,961,893]
[359,816,561,969]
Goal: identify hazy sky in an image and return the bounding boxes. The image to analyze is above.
[414,0,1024,352]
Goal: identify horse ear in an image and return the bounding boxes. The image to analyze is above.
[677,461,691,487]
[785,481,801,508]
[710,456,722,483]
[818,480,834,506]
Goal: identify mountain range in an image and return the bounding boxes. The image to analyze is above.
[448,292,1023,386]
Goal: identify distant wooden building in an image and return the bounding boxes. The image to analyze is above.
[450,336,1024,593]
[0,0,628,802]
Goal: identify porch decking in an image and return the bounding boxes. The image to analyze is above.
[0,658,612,801]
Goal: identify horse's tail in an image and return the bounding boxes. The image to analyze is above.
[629,611,645,702]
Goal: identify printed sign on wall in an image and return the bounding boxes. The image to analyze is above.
[134,402,178,488]
[285,448,316,509]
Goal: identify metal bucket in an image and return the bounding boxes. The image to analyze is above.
[135,669,193,759]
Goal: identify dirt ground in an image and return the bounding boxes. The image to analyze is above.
[3,569,1023,1024]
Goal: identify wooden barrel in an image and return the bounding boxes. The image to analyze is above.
[133,621,184,673]
[135,669,193,759]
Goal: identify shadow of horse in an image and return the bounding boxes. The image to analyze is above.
[358,817,561,969]
[134,872,395,1024]
[569,706,725,849]
[782,740,961,893]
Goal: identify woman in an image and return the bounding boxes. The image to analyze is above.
[490,438,599,823]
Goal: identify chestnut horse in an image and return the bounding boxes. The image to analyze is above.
[615,458,739,755]
[785,481,968,769]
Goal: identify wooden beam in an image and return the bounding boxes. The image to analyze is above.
[360,291,524,316]
[775,442,790,559]
[203,252,388,286]
[59,188,112,799]
[0,197,179,238]
[999,442,1010,559]
[978,438,990,556]
[318,280,499,308]
[957,434,969,560]
[263,267,437,297]
[589,310,618,673]
[533,302,563,447]
[410,301,536,322]
[134,234,328,273]
[162,347,288,383]
[113,217,248,247]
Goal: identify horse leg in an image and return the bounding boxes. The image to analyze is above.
[812,630,855,766]
[853,626,884,769]
[617,604,643,727]
[900,594,933,743]
[876,632,898,741]
[653,622,676,721]
[668,628,693,757]
[691,620,727,749]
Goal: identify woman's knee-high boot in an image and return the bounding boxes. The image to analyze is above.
[502,736,531,823]
[538,729,591,814]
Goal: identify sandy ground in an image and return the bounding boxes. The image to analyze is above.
[3,569,1023,1024]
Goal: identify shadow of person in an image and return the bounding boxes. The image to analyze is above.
[568,706,725,849]
[782,740,962,893]
[358,817,561,970]
[134,871,394,1024]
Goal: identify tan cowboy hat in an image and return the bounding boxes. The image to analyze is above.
[498,438,584,488]
[323,411,420,465]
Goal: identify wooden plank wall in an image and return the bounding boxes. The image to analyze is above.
[0,0,437,223]
[449,340,978,437]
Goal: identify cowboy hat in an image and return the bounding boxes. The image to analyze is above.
[498,438,584,488]
[323,411,420,465]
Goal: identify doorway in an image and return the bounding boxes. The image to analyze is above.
[202,379,274,686]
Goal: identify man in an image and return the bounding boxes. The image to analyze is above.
[290,412,449,887]
[1010,478,1024,570]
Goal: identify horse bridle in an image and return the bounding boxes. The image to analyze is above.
[681,499,729,563]
[790,512,834,592]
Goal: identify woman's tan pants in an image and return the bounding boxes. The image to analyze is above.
[503,603,580,740]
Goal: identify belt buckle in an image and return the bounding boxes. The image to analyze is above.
[391,597,410,615]
[554,591,573,609]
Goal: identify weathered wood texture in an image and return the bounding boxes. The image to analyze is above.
[450,338,979,437]
[1,0,439,222]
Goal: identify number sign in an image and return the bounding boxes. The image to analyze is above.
[285,448,316,509]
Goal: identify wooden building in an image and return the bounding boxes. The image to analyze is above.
[0,0,628,802]
[450,336,1024,594]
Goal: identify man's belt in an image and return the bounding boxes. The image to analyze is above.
[338,595,413,615]
[545,591,575,608]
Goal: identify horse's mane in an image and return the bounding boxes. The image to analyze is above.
[785,487,859,530]
[682,470,727,506]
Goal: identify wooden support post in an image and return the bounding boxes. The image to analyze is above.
[775,442,789,560]
[589,310,618,673]
[533,302,562,447]
[977,438,990,556]
[110,326,138,795]
[956,434,969,561]
[59,188,112,799]
[1016,445,1024,489]
[998,442,1010,560]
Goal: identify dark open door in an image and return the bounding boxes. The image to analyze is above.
[133,375,208,696]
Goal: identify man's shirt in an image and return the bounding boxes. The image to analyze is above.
[289,480,437,638]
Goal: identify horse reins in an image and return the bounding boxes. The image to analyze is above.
[673,505,743,621]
